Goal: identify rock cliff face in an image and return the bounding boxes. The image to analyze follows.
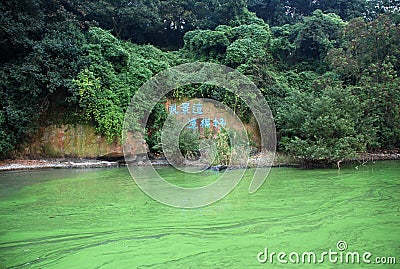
[27,124,122,158]
[24,120,261,160]
[24,99,263,159]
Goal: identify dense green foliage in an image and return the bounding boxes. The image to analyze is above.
[1,0,88,155]
[56,0,249,48]
[72,27,172,142]
[1,0,399,164]
[248,0,399,26]
[276,87,369,163]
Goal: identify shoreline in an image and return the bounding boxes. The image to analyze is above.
[0,158,122,171]
[0,151,399,172]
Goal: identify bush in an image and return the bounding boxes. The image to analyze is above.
[277,87,371,164]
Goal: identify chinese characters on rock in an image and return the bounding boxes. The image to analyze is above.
[168,102,227,131]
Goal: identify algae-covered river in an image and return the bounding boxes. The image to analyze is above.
[1,161,399,268]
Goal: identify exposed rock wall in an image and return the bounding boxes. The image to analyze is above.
[24,98,263,159]
[26,124,122,158]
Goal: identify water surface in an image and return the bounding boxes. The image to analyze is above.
[1,161,399,268]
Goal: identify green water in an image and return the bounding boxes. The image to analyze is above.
[0,161,399,268]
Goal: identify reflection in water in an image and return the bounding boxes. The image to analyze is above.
[0,162,399,268]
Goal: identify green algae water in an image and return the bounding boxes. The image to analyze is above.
[1,161,399,268]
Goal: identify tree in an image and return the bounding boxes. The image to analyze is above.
[327,13,400,148]
[183,29,230,60]
[183,20,271,66]
[0,0,88,155]
[276,87,371,165]
[72,27,172,142]
[65,0,249,48]
[327,14,400,84]
[271,10,346,72]
[248,0,399,26]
